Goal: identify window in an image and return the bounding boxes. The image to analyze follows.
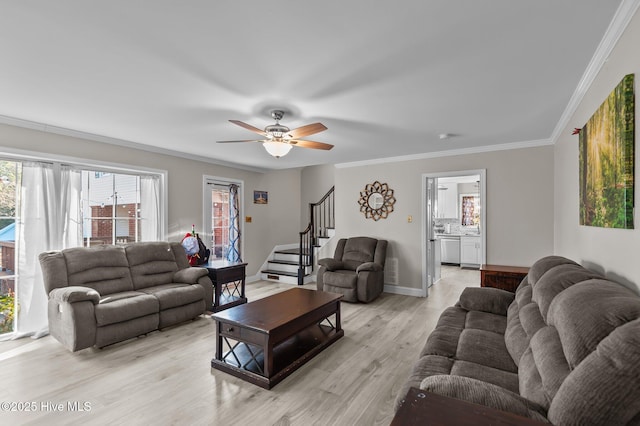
[0,153,166,340]
[82,172,141,245]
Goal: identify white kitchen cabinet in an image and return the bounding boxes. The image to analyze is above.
[460,236,481,267]
[437,183,458,218]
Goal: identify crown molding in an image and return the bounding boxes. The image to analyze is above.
[334,138,552,169]
[0,114,269,173]
[550,0,640,144]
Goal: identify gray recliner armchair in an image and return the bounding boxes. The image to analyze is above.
[316,237,388,303]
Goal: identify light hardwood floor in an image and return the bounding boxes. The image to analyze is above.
[0,267,478,425]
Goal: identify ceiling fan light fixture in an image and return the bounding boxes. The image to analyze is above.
[263,141,292,158]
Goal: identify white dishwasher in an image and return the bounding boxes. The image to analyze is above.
[439,236,460,264]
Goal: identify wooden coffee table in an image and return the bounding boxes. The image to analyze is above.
[210,288,343,389]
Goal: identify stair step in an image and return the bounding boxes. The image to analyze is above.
[274,248,312,255]
[268,259,311,267]
[261,269,299,277]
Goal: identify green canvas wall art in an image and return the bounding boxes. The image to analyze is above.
[579,74,635,229]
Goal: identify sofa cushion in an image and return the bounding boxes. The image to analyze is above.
[322,270,357,289]
[402,355,454,394]
[95,292,159,326]
[523,326,570,407]
[450,360,519,393]
[459,287,514,316]
[547,279,640,369]
[527,255,578,286]
[436,306,467,329]
[420,325,462,358]
[125,242,180,289]
[504,301,528,366]
[456,329,517,373]
[518,302,546,339]
[63,246,134,295]
[139,284,205,310]
[532,264,602,320]
[548,318,640,426]
[420,376,548,422]
[465,311,507,335]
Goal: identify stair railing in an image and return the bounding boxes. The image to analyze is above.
[298,186,335,285]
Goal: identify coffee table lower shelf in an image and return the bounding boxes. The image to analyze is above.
[211,323,343,389]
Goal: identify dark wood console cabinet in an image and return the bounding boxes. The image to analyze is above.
[480,264,529,293]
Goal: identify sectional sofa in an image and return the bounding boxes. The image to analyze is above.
[396,255,640,424]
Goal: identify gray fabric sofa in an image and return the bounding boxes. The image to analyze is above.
[396,255,640,425]
[317,237,388,303]
[39,241,213,352]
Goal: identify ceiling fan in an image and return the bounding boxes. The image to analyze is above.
[217,110,333,158]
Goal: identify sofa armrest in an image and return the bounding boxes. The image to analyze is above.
[458,287,515,316]
[174,267,209,284]
[420,375,549,422]
[356,262,383,273]
[49,286,100,304]
[318,258,344,271]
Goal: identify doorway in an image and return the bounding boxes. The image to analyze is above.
[203,176,244,262]
[422,169,486,296]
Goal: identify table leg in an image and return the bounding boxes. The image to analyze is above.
[263,337,274,378]
[215,321,223,360]
[335,301,342,332]
[214,281,221,311]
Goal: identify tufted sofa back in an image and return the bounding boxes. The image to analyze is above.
[40,242,191,295]
[40,245,134,295]
[125,242,188,290]
[505,256,640,425]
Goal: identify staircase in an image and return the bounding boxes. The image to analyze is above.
[261,187,335,285]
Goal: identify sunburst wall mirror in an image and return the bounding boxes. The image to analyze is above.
[358,181,396,221]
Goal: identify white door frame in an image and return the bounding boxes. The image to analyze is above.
[421,169,486,296]
[202,175,245,258]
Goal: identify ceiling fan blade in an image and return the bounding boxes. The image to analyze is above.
[216,139,265,143]
[287,123,327,139]
[229,120,268,136]
[290,139,334,150]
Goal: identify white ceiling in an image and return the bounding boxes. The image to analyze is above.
[0,1,628,171]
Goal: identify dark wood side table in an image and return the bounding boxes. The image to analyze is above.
[204,260,248,312]
[480,264,529,293]
[391,387,547,425]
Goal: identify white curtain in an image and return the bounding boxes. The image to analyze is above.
[12,162,82,339]
[140,174,161,241]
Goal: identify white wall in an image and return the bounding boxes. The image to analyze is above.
[300,164,335,227]
[554,9,640,291]
[0,123,302,276]
[335,146,554,290]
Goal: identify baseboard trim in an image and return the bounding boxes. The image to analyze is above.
[384,284,425,298]
[246,274,261,283]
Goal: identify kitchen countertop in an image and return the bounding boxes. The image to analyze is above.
[435,233,481,237]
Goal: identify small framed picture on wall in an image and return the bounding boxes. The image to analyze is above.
[254,190,268,204]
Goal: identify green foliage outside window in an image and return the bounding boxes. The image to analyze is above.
[0,161,19,229]
[0,291,14,334]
